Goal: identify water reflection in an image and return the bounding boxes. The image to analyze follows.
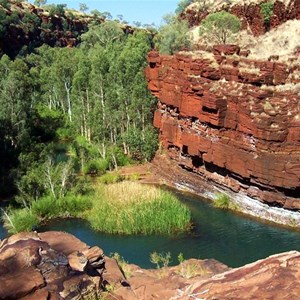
[37,191,300,268]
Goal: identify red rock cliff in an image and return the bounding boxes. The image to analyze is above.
[181,0,300,36]
[145,48,300,209]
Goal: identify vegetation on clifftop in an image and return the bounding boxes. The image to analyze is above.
[154,14,191,54]
[199,11,241,44]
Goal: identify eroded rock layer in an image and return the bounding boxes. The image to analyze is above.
[145,48,300,209]
[182,0,300,35]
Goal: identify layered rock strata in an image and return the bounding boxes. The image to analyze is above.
[182,0,300,35]
[0,1,135,58]
[180,250,300,299]
[145,48,300,209]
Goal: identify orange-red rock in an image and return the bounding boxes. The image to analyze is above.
[145,50,300,209]
[181,251,300,299]
[181,0,300,36]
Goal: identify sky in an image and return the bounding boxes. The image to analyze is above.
[39,0,180,26]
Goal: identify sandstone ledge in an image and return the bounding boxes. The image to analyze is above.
[145,49,300,210]
[151,154,300,229]
[1,232,300,299]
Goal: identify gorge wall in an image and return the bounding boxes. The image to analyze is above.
[0,1,135,58]
[181,0,300,36]
[145,47,300,209]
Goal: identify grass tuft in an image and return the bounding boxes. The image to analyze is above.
[98,172,124,184]
[213,193,238,210]
[87,182,192,235]
[2,208,39,234]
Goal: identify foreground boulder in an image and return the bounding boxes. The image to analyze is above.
[0,231,105,299]
[180,251,300,299]
[1,232,300,299]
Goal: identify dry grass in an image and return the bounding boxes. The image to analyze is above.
[246,20,300,61]
[178,50,219,67]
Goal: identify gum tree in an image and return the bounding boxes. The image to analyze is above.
[154,14,191,54]
[199,11,241,44]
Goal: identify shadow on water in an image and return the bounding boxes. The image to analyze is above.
[2,190,300,269]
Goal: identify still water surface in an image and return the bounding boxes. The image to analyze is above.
[2,191,300,268]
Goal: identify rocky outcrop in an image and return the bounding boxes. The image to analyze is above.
[0,231,106,299]
[180,251,300,299]
[182,0,300,35]
[0,1,93,58]
[1,232,300,299]
[0,1,135,58]
[145,49,300,209]
[0,231,230,299]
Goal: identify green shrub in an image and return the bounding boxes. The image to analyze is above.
[31,195,59,218]
[260,1,274,25]
[32,194,93,219]
[199,11,241,44]
[122,126,158,161]
[126,173,140,181]
[154,14,191,54]
[150,251,171,269]
[59,194,93,216]
[3,208,39,234]
[88,182,192,235]
[83,158,109,175]
[72,176,93,195]
[213,193,238,210]
[99,172,124,184]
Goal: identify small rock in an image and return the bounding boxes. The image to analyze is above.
[68,251,88,272]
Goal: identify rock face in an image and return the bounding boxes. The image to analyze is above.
[0,231,105,299]
[0,1,92,58]
[0,1,135,58]
[1,232,300,299]
[145,49,300,209]
[182,0,300,36]
[180,251,300,299]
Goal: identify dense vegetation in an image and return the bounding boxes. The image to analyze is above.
[0,1,197,236]
[0,11,160,226]
[154,14,191,54]
[3,179,192,235]
[88,181,192,235]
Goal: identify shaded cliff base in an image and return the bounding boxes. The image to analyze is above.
[151,154,300,229]
[1,231,300,300]
[119,158,300,228]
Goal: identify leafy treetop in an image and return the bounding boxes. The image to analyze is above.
[199,11,241,44]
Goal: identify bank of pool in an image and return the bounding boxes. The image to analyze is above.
[35,190,300,269]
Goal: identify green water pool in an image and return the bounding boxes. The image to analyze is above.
[35,190,300,268]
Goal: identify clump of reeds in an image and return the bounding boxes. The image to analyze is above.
[213,193,238,210]
[87,182,192,235]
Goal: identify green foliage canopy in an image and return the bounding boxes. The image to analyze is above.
[199,11,241,44]
[0,20,158,199]
[154,14,191,54]
[260,1,274,25]
[175,0,193,15]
